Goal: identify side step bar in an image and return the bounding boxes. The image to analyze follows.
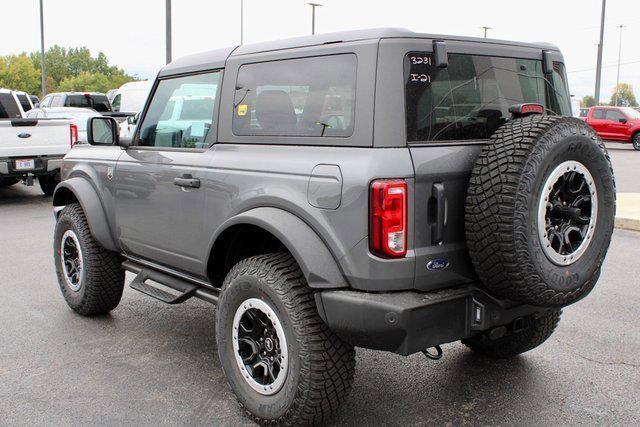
[123,260,219,305]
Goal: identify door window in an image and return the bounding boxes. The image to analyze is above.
[232,54,357,137]
[605,109,625,122]
[111,94,121,112]
[592,109,605,119]
[136,72,220,149]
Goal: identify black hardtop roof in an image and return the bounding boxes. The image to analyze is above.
[159,27,559,77]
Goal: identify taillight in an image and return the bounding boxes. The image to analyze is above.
[70,124,78,146]
[369,179,407,258]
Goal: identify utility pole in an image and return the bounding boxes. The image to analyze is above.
[306,3,323,35]
[481,26,492,38]
[615,24,626,106]
[594,0,607,105]
[240,0,244,44]
[39,0,46,96]
[165,0,172,64]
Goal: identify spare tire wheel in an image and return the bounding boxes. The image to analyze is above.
[465,115,615,307]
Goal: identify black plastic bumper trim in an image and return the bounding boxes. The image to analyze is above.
[315,285,545,356]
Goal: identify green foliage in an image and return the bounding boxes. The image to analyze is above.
[581,95,595,108]
[610,83,638,107]
[0,45,135,96]
[0,54,41,95]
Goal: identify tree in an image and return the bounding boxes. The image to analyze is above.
[610,83,638,107]
[58,72,112,93]
[0,54,41,94]
[581,95,595,108]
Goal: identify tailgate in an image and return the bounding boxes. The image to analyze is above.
[411,145,479,291]
[0,119,72,158]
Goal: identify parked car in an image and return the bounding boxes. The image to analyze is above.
[0,88,25,118]
[52,29,615,424]
[1,89,77,194]
[25,107,101,143]
[39,92,112,113]
[110,81,153,138]
[582,105,640,150]
[13,91,34,112]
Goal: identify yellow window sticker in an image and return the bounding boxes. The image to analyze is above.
[237,104,248,116]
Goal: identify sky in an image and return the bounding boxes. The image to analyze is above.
[1,0,639,103]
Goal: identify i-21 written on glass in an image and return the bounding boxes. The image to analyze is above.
[408,55,433,83]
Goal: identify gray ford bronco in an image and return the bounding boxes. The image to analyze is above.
[52,29,615,425]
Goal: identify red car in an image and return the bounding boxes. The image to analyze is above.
[581,106,640,150]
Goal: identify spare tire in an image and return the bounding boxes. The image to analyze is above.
[465,115,615,307]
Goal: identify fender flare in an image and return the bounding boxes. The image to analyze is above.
[52,177,118,252]
[210,207,348,289]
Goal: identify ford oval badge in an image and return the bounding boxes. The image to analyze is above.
[427,258,449,271]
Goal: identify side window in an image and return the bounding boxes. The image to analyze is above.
[605,109,625,122]
[40,96,51,108]
[592,109,605,119]
[136,72,220,149]
[51,95,62,107]
[232,54,357,137]
[111,94,121,112]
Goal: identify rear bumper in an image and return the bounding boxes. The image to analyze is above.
[315,285,546,356]
[0,156,63,178]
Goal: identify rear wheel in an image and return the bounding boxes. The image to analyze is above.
[463,310,561,358]
[216,252,355,425]
[0,178,19,188]
[633,132,640,151]
[39,174,59,196]
[54,203,125,315]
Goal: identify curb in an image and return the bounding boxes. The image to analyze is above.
[615,217,640,232]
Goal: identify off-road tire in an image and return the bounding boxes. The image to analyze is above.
[216,252,356,425]
[466,116,615,307]
[39,174,59,196]
[54,203,125,315]
[462,310,561,358]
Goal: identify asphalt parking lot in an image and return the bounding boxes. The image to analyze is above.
[1,145,639,425]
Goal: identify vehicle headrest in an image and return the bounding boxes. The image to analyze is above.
[255,90,296,130]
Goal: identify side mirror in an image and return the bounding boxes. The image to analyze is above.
[127,112,139,125]
[34,103,40,108]
[87,116,119,146]
[619,118,628,124]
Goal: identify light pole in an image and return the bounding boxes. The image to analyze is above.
[481,26,492,38]
[39,0,46,96]
[594,0,607,105]
[306,3,323,35]
[165,0,172,64]
[240,0,244,44]
[615,24,626,106]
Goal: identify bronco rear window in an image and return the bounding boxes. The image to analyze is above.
[405,53,571,143]
[0,93,22,118]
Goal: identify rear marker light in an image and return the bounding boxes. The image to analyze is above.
[70,124,79,146]
[370,179,407,258]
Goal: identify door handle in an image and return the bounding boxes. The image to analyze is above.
[430,183,446,245]
[173,174,200,188]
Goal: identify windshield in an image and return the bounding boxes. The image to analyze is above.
[405,53,571,142]
[65,94,112,112]
[621,107,640,120]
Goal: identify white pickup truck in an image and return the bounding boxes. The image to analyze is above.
[1,89,76,195]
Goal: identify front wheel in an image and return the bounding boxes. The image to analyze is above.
[216,252,356,425]
[54,203,125,315]
[633,133,640,151]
